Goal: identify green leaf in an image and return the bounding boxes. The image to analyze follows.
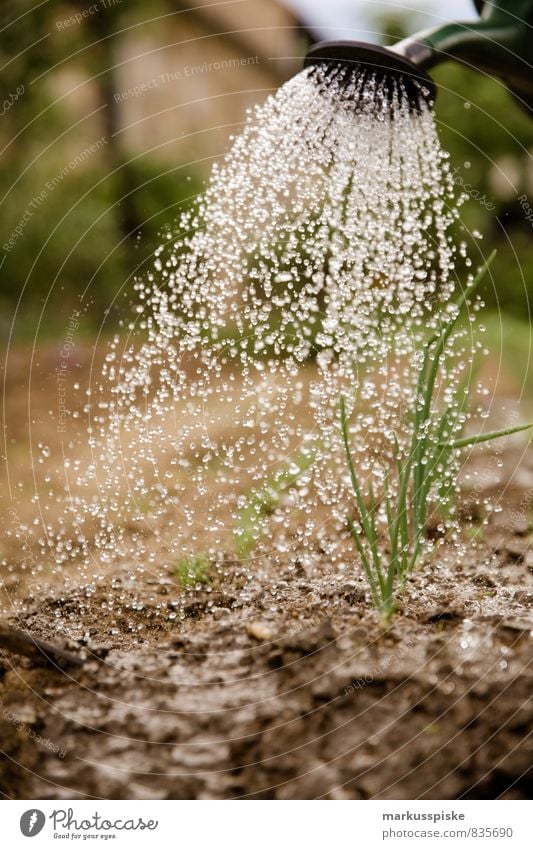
[340,396,385,592]
[439,421,533,449]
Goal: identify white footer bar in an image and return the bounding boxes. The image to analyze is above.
[5,800,532,848]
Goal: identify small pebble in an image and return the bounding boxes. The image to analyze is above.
[246,621,273,641]
[212,607,231,620]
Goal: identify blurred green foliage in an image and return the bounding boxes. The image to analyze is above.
[432,62,533,319]
[379,12,533,322]
[377,9,532,399]
[0,0,202,338]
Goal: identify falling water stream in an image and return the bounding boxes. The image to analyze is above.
[35,65,482,601]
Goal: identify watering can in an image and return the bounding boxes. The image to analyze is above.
[304,0,533,113]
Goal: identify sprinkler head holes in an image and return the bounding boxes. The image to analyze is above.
[304,41,436,113]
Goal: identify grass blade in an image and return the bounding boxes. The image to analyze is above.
[412,251,496,531]
[439,421,533,449]
[348,517,380,607]
[340,396,385,594]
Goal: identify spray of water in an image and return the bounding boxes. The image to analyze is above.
[38,66,479,597]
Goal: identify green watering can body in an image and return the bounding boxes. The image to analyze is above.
[396,0,533,112]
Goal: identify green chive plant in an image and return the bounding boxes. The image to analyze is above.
[341,250,533,619]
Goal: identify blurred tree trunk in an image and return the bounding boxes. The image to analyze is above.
[81,3,141,242]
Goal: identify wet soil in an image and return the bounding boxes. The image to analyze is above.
[2,487,533,800]
[1,346,533,799]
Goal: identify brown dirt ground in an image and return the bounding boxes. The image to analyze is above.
[1,344,533,800]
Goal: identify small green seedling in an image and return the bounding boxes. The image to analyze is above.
[341,250,533,620]
[174,553,212,588]
[463,523,484,542]
[234,446,316,558]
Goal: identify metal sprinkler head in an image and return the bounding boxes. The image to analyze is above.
[303,0,533,118]
[304,41,436,112]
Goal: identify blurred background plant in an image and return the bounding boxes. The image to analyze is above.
[0,0,302,337]
[0,0,531,392]
[379,7,533,396]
